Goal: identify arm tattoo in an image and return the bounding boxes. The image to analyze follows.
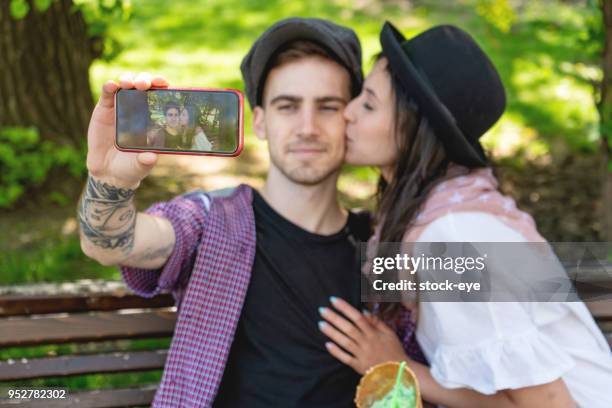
[78,175,137,255]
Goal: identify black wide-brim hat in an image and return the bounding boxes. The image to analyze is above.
[380,22,506,167]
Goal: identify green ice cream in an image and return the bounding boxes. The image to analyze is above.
[370,383,416,408]
[370,361,417,408]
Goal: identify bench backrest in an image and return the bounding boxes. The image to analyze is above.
[0,281,175,407]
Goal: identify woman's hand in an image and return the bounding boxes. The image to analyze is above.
[318,296,408,375]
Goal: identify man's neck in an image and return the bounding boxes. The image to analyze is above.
[260,167,347,235]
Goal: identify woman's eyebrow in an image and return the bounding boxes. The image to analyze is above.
[365,87,379,101]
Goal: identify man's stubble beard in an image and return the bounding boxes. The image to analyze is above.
[269,148,342,186]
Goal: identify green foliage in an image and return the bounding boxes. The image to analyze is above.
[580,0,604,63]
[74,0,132,60]
[9,0,30,19]
[10,0,54,16]
[0,127,86,208]
[33,0,53,11]
[476,0,516,32]
[9,0,131,61]
[74,0,132,32]
[89,0,604,157]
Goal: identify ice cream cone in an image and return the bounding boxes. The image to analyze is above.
[354,361,422,408]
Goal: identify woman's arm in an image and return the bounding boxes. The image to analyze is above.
[192,127,212,150]
[318,297,575,408]
[408,359,574,408]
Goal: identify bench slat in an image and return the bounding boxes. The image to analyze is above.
[0,311,176,347]
[587,301,612,321]
[0,293,174,317]
[0,350,167,381]
[0,386,156,407]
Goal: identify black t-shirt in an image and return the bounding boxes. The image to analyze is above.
[213,190,371,407]
[163,128,191,149]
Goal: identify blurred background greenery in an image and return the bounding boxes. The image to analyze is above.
[0,0,609,275]
[1,0,611,393]
[1,0,608,284]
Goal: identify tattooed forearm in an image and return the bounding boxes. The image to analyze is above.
[78,175,137,255]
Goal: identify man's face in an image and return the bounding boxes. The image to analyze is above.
[253,57,351,185]
[165,108,180,130]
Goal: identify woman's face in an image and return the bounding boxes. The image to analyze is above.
[344,58,398,173]
[179,108,190,127]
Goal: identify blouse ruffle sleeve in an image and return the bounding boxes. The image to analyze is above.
[414,212,576,394]
[419,302,575,394]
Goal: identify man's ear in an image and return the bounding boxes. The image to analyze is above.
[252,106,267,141]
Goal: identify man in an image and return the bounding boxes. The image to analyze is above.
[78,17,400,407]
[148,101,182,148]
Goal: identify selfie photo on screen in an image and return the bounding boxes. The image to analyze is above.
[116,89,240,153]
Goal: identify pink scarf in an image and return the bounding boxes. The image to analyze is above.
[367,165,546,323]
[402,164,545,243]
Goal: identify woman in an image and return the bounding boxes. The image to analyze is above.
[317,22,612,407]
[179,104,213,151]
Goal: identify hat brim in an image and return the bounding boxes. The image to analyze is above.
[380,22,487,167]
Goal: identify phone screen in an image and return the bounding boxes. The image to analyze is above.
[115,88,242,155]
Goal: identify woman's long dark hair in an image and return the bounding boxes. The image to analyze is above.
[180,104,200,146]
[372,57,485,321]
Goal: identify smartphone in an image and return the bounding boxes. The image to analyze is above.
[114,87,244,156]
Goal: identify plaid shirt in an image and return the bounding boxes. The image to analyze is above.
[120,184,425,407]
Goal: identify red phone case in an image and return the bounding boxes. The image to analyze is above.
[114,86,244,157]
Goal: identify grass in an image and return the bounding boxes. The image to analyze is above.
[0,237,118,286]
[91,0,600,159]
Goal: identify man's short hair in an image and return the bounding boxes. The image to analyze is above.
[258,40,348,105]
[163,102,180,115]
[267,40,334,72]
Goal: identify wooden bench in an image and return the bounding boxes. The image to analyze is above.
[0,280,610,407]
[0,280,175,407]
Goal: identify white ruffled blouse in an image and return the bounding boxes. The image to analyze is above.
[413,212,612,407]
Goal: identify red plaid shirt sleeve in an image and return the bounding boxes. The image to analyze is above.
[119,192,209,306]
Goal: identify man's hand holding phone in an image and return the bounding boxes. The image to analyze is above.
[87,72,168,189]
[79,72,176,269]
[80,72,243,268]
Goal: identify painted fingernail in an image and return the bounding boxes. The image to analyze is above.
[318,321,326,329]
[325,342,333,348]
[329,296,338,303]
[362,309,371,316]
[318,307,327,315]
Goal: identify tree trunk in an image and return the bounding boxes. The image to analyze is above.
[599,0,612,241]
[0,0,95,147]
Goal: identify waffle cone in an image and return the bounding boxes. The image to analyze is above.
[354,361,422,408]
